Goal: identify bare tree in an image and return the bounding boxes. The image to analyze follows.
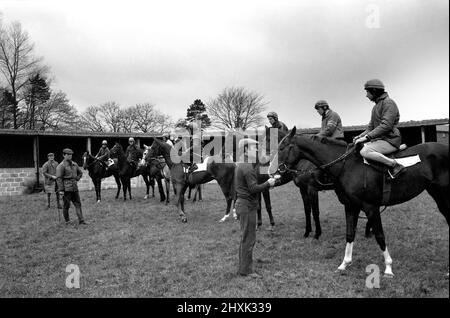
[207,87,268,130]
[36,91,80,131]
[119,107,137,133]
[98,101,122,132]
[0,21,47,128]
[132,103,173,133]
[80,105,105,132]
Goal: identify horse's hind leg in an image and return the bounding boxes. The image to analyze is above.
[299,185,312,238]
[128,179,132,200]
[308,186,321,239]
[426,185,449,225]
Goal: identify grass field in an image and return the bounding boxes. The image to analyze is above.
[0,182,448,298]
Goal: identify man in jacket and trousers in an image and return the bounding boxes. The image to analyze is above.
[235,138,276,278]
[56,148,86,225]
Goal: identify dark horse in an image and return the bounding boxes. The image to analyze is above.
[142,145,170,204]
[109,142,154,201]
[263,126,370,239]
[275,127,449,276]
[147,138,236,223]
[82,152,122,202]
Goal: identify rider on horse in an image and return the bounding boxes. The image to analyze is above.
[125,137,141,173]
[267,111,289,135]
[354,79,405,179]
[95,140,111,171]
[314,100,345,140]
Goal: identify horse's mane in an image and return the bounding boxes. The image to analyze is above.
[305,134,348,147]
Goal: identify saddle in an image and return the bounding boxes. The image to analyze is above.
[361,144,421,205]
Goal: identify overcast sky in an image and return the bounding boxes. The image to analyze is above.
[1,0,448,128]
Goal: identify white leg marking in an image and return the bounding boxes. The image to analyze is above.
[337,242,353,271]
[219,214,230,223]
[383,247,394,277]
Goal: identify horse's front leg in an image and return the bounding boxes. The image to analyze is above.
[114,175,121,199]
[365,203,394,277]
[308,186,321,239]
[337,204,359,272]
[262,189,274,230]
[256,192,263,229]
[299,185,312,238]
[177,184,188,223]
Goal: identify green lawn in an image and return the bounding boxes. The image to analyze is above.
[0,182,448,297]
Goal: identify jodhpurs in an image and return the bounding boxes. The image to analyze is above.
[360,140,397,166]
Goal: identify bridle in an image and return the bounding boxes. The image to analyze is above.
[277,141,355,179]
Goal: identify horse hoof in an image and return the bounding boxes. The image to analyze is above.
[219,215,229,223]
[304,232,310,238]
[314,234,321,240]
[269,225,275,232]
[144,196,148,200]
[181,218,187,223]
[97,200,101,203]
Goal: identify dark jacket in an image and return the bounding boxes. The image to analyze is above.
[125,145,141,163]
[360,92,401,148]
[234,162,270,208]
[318,109,344,139]
[56,159,83,192]
[42,160,59,185]
[95,147,110,161]
[271,120,289,135]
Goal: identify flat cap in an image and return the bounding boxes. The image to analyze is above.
[47,152,55,157]
[238,138,259,149]
[62,148,74,155]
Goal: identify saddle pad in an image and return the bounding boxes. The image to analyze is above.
[363,154,421,168]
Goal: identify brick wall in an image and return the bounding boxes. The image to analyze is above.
[0,167,147,196]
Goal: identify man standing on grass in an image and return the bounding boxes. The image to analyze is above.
[56,148,86,225]
[234,138,276,278]
[42,152,62,209]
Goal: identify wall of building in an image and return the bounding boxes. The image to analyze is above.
[0,167,146,196]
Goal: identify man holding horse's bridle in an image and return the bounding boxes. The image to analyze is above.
[354,79,405,179]
[235,138,276,278]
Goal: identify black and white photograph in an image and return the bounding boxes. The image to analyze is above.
[0,0,448,303]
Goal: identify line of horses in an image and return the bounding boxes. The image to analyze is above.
[82,127,449,277]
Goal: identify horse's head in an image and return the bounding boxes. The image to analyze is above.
[109,142,123,158]
[275,126,301,174]
[82,151,89,170]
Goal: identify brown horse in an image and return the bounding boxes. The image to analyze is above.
[82,152,122,202]
[262,126,371,239]
[275,127,449,276]
[147,138,236,222]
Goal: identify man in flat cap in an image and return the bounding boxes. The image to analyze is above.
[42,152,62,209]
[234,138,276,278]
[56,148,86,225]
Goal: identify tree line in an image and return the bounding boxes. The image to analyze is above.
[1,16,269,134]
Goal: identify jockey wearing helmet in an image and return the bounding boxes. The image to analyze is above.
[267,111,289,135]
[95,140,111,169]
[125,137,141,170]
[314,100,344,140]
[354,79,404,179]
